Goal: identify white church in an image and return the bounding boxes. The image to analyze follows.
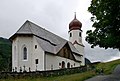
[10,14,85,72]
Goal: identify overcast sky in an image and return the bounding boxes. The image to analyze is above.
[0,0,119,62]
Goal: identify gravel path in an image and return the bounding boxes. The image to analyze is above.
[85,65,120,81]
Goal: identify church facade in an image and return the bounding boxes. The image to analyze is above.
[10,14,85,72]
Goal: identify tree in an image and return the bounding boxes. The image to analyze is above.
[86,0,120,50]
[0,37,12,71]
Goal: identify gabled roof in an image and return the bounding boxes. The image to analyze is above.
[10,20,82,61]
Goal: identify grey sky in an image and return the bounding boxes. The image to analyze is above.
[0,0,119,62]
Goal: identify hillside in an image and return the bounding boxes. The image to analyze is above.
[0,37,12,71]
[95,59,120,74]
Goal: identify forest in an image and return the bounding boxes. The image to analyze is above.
[0,37,12,71]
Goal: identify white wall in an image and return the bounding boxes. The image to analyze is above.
[12,36,33,72]
[12,34,84,72]
[69,30,82,44]
[45,53,80,70]
[69,29,85,66]
[12,36,45,72]
[74,44,85,66]
[12,38,18,70]
[32,36,45,71]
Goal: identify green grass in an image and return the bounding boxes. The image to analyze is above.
[0,71,95,81]
[96,59,120,74]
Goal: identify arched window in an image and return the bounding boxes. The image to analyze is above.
[62,61,65,68]
[67,62,70,68]
[23,47,27,60]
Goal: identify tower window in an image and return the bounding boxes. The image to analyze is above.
[79,32,81,37]
[35,59,38,64]
[23,47,27,60]
[70,33,72,37]
[59,63,61,66]
[35,45,37,49]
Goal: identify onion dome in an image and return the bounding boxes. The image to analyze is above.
[69,13,82,31]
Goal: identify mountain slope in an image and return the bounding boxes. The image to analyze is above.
[0,37,12,71]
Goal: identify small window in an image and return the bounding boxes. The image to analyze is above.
[35,59,38,64]
[23,47,27,60]
[79,32,81,37]
[51,65,53,70]
[70,33,72,37]
[35,45,37,49]
[74,63,75,66]
[59,63,61,66]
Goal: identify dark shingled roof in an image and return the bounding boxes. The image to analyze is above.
[10,20,82,62]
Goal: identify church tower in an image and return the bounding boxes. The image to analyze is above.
[68,13,85,65]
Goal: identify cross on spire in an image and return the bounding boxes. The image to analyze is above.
[74,12,76,19]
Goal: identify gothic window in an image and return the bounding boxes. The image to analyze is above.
[70,33,72,37]
[23,47,27,60]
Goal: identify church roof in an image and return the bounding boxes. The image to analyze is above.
[10,20,82,62]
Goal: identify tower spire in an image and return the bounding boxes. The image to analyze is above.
[69,12,82,31]
[74,12,76,19]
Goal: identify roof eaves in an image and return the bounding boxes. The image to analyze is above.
[68,42,81,54]
[34,34,57,46]
[72,52,83,56]
[54,41,67,54]
[9,33,33,41]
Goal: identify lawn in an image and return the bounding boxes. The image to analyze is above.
[96,59,120,74]
[0,71,95,81]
